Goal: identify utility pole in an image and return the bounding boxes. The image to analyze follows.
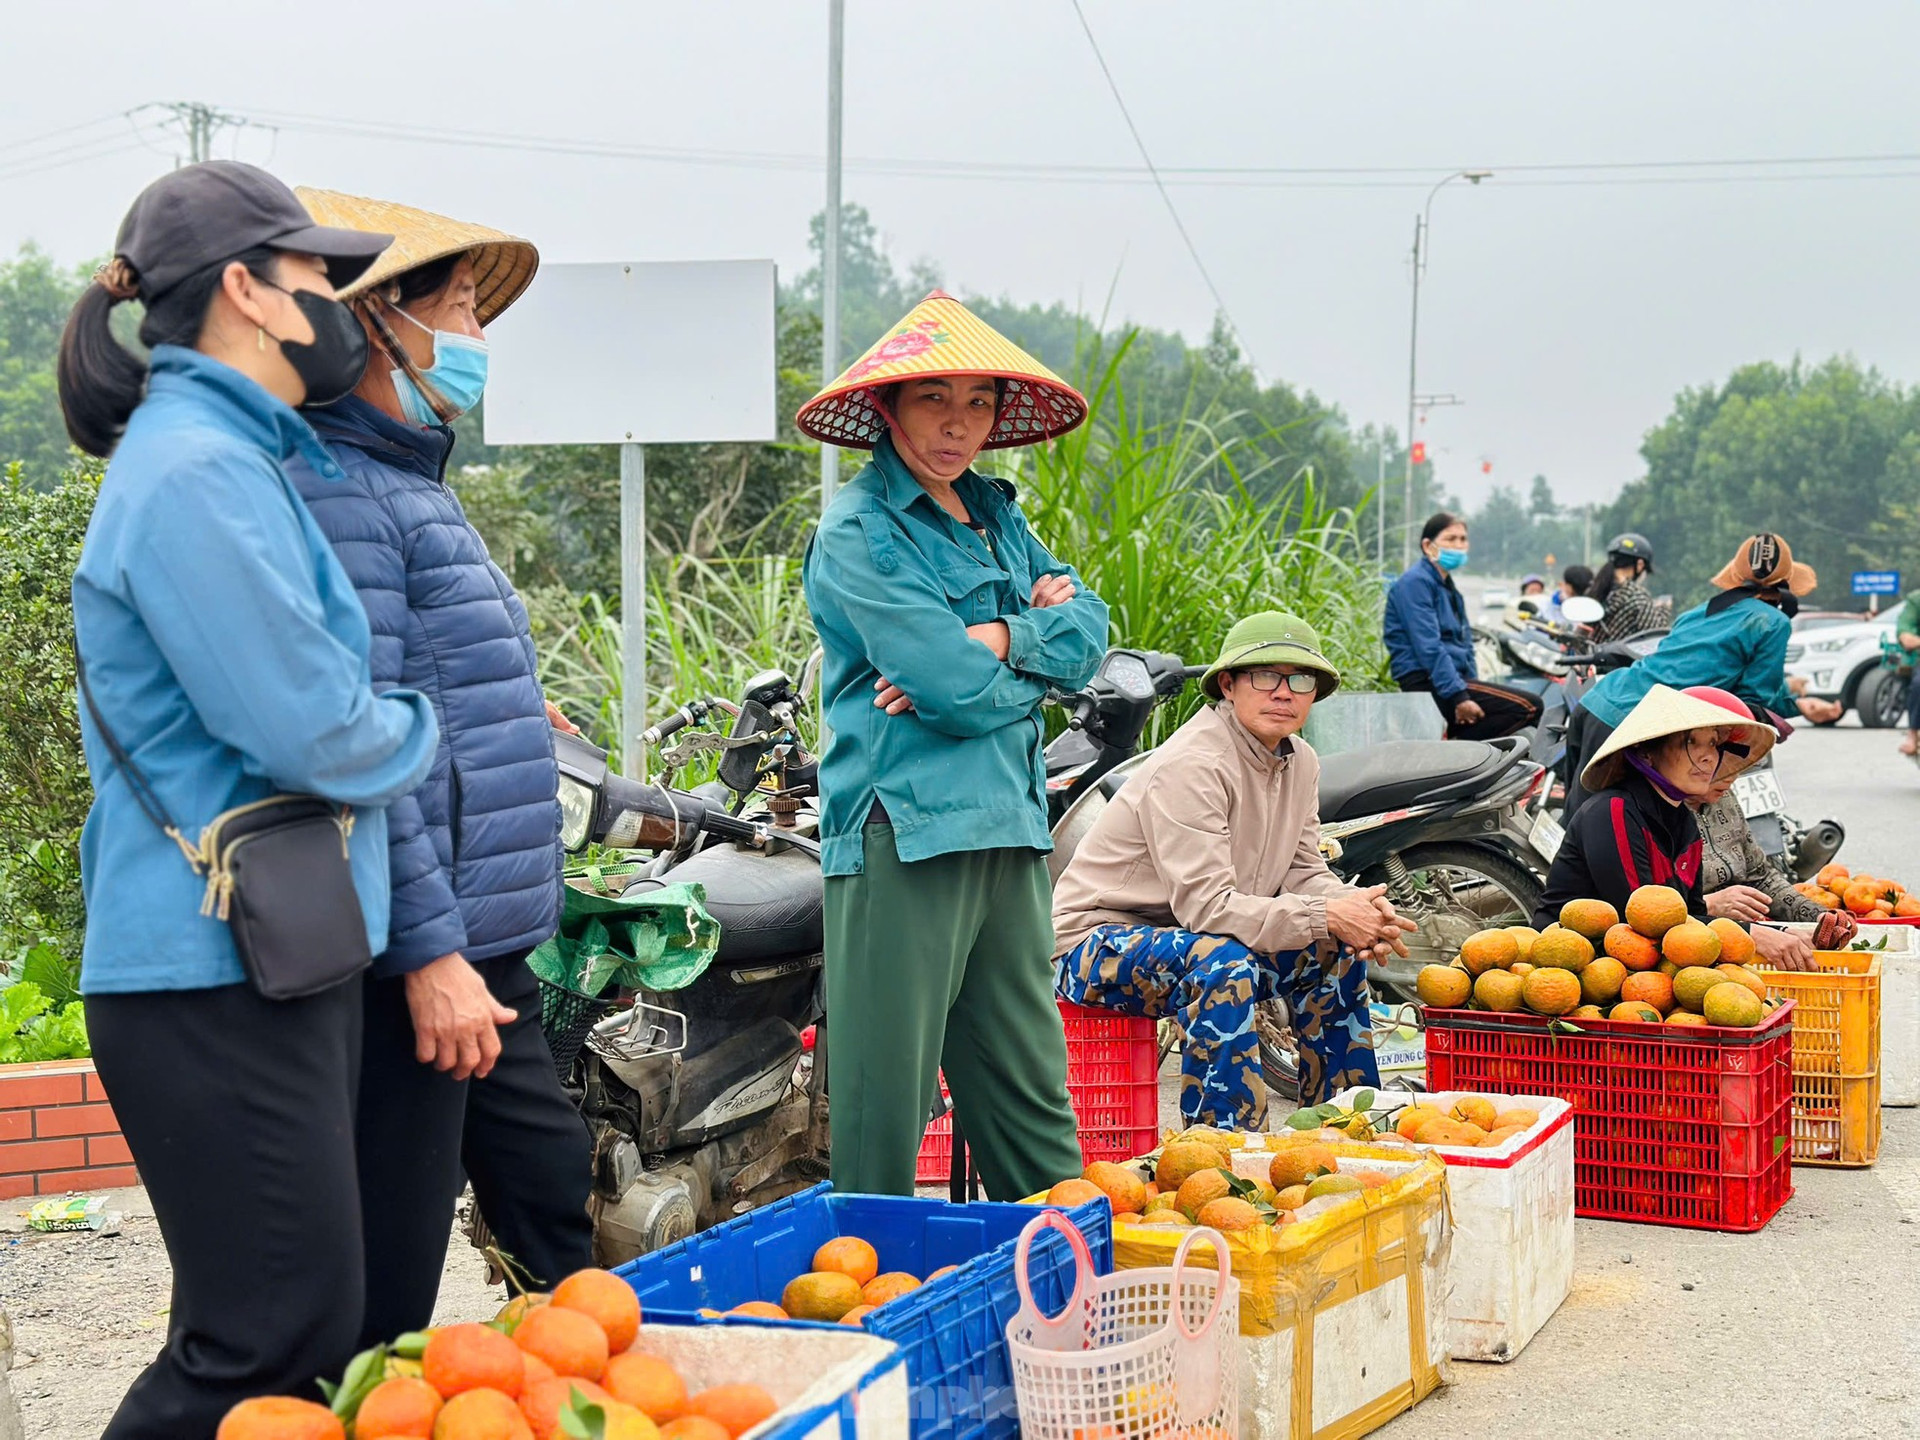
[819,0,846,514]
[1375,438,1387,565]
[153,102,251,165]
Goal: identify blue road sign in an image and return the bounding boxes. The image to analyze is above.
[1853,570,1901,596]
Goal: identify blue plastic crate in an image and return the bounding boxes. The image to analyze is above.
[614,1184,1113,1440]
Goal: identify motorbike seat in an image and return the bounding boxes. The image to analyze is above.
[624,842,822,961]
[1316,740,1519,824]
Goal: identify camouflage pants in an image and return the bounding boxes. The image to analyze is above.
[1057,925,1378,1127]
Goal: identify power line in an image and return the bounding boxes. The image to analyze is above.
[0,111,128,162]
[1066,0,1259,376]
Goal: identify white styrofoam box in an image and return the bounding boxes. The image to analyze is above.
[1331,1089,1575,1363]
[636,1320,908,1440]
[1786,922,1919,1105]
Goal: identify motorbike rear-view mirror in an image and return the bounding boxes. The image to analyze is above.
[1561,596,1605,626]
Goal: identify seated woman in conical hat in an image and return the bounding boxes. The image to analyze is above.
[798,290,1110,1198]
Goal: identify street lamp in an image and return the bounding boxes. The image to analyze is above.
[1401,169,1492,567]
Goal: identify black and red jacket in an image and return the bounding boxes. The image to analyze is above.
[1534,771,1705,927]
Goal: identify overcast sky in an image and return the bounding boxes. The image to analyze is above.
[6,1,1919,509]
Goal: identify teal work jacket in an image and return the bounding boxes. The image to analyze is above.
[803,435,1109,876]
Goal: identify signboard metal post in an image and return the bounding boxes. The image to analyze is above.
[621,443,647,775]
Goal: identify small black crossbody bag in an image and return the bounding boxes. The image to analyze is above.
[76,657,372,1000]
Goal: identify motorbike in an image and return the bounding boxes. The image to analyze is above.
[535,668,832,1266]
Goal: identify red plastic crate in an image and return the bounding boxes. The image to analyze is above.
[916,1002,1159,1184]
[1423,1002,1796,1233]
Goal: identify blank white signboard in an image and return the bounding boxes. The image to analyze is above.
[483,260,777,446]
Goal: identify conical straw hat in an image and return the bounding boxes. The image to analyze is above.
[1582,683,1776,792]
[795,290,1087,450]
[295,188,538,326]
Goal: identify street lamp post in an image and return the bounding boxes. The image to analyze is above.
[1402,169,1491,567]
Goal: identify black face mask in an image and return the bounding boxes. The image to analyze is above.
[261,283,369,408]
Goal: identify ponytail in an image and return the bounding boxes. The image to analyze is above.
[57,246,281,458]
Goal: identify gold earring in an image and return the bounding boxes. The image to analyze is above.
[257,326,266,352]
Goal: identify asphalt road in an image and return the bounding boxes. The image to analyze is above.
[1379,722,1920,1440]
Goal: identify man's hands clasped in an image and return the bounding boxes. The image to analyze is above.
[1326,884,1418,964]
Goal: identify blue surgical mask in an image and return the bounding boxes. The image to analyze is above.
[389,307,489,425]
[1436,546,1469,572]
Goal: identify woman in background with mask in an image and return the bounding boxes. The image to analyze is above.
[285,192,591,1343]
[1384,511,1543,739]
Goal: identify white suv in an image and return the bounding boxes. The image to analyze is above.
[1785,613,1900,725]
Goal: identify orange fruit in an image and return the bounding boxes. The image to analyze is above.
[1570,1004,1606,1019]
[1082,1161,1149,1215]
[1521,967,1582,1016]
[432,1388,533,1440]
[1509,962,1536,979]
[1666,1011,1710,1028]
[1045,1178,1104,1207]
[599,1403,663,1440]
[811,1237,880,1288]
[1154,1142,1228,1190]
[496,1294,551,1333]
[1504,925,1543,961]
[1707,918,1756,966]
[1661,920,1721,967]
[1580,956,1628,1006]
[1451,1096,1498,1130]
[1530,926,1595,972]
[604,1353,687,1422]
[862,1272,923,1306]
[1194,1197,1261,1231]
[1173,1168,1234,1221]
[1715,963,1769,1001]
[425,1324,527,1401]
[1558,898,1620,941]
[1416,964,1471,1008]
[781,1272,864,1322]
[1268,1144,1337,1189]
[1459,929,1521,975]
[515,1304,610,1383]
[1472,970,1525,1012]
[356,1376,444,1438]
[1620,972,1673,1014]
[660,1420,733,1440]
[1625,885,1687,939]
[726,1301,789,1320]
[927,1265,958,1281]
[552,1270,643,1356]
[521,1378,614,1440]
[522,1353,557,1390]
[838,1304,877,1326]
[217,1397,345,1440]
[1609,1001,1662,1023]
[1494,1107,1539,1131]
[686,1384,779,1438]
[1604,923,1661,971]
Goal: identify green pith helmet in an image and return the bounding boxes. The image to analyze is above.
[1199,611,1342,701]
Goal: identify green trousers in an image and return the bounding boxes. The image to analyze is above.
[824,824,1084,1199]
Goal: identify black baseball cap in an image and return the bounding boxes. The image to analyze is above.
[113,160,393,301]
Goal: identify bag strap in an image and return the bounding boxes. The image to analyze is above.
[72,647,205,873]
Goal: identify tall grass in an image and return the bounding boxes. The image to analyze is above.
[528,335,1388,759]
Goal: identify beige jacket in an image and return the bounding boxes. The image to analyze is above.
[1051,702,1352,957]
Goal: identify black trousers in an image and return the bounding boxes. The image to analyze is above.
[354,951,595,1345]
[90,979,367,1440]
[1399,675,1545,741]
[1563,707,1618,820]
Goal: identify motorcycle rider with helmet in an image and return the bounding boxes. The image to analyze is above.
[1587,533,1667,642]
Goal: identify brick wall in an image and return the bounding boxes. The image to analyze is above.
[0,1061,135,1199]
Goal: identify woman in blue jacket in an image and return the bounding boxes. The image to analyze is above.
[285,191,588,1344]
[59,163,439,1437]
[1563,534,1843,817]
[1383,512,1541,739]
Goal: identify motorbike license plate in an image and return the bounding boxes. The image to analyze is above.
[1530,809,1565,861]
[1732,770,1784,820]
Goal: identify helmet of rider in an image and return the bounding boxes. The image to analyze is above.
[1607,532,1654,572]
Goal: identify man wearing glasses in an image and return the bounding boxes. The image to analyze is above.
[1052,612,1416,1121]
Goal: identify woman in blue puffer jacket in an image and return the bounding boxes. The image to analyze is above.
[285,191,590,1344]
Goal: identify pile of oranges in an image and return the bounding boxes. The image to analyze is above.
[217,1268,779,1440]
[1794,865,1920,918]
[708,1236,958,1325]
[1038,1142,1398,1235]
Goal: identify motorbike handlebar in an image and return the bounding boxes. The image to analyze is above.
[641,698,719,748]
